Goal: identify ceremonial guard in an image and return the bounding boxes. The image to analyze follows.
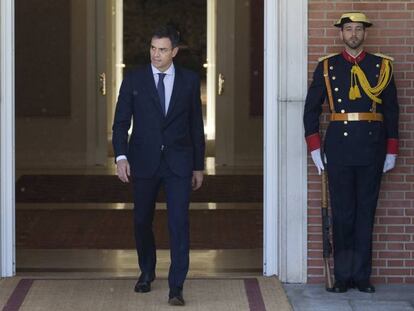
[303,12,399,293]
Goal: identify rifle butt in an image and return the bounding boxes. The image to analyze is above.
[324,258,333,289]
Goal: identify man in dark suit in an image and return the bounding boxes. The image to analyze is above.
[304,12,399,293]
[112,25,205,306]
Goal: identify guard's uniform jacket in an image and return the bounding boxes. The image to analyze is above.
[303,50,399,283]
[304,51,399,162]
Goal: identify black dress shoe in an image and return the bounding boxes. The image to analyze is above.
[354,280,375,293]
[134,281,151,293]
[134,273,155,293]
[168,287,185,306]
[326,280,349,293]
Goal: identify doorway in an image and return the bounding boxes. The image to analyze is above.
[10,0,264,277]
[120,0,264,273]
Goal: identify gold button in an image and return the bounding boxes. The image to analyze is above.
[376,64,380,68]
[344,121,348,125]
[376,75,379,78]
[330,66,334,70]
[332,76,336,80]
[341,109,345,113]
[338,99,342,103]
[335,88,339,92]
[344,132,348,136]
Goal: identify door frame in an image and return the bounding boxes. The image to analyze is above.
[263,0,308,282]
[1,0,15,277]
[0,0,308,282]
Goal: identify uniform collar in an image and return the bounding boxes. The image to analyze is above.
[342,50,367,63]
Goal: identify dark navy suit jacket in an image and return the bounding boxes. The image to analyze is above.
[112,64,205,178]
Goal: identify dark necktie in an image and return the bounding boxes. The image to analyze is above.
[157,73,166,115]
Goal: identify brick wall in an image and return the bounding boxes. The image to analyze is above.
[308,1,414,284]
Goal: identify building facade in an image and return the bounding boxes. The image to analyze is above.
[1,0,413,284]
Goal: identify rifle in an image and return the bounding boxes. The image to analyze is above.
[321,169,333,289]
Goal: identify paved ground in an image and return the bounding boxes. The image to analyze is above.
[283,284,414,311]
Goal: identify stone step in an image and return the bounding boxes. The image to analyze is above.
[16,209,262,249]
[16,174,263,203]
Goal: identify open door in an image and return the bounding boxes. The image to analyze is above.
[0,0,112,277]
[215,0,235,166]
[14,0,114,169]
[214,0,263,167]
[88,0,117,166]
[10,0,117,275]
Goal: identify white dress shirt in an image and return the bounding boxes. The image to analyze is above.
[116,63,175,163]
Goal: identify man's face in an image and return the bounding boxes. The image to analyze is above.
[340,22,367,50]
[150,37,178,72]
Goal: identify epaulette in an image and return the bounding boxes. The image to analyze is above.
[374,53,394,62]
[318,53,339,62]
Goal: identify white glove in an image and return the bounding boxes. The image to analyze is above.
[383,154,397,173]
[311,148,325,175]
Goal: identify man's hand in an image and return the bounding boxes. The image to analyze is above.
[192,170,204,190]
[383,154,397,173]
[311,148,325,175]
[116,159,130,183]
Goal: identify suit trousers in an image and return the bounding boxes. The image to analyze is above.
[327,160,383,282]
[132,155,192,289]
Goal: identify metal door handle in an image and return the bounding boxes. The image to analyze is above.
[218,73,225,95]
[99,72,106,96]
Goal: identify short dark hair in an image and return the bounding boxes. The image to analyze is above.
[151,25,180,48]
